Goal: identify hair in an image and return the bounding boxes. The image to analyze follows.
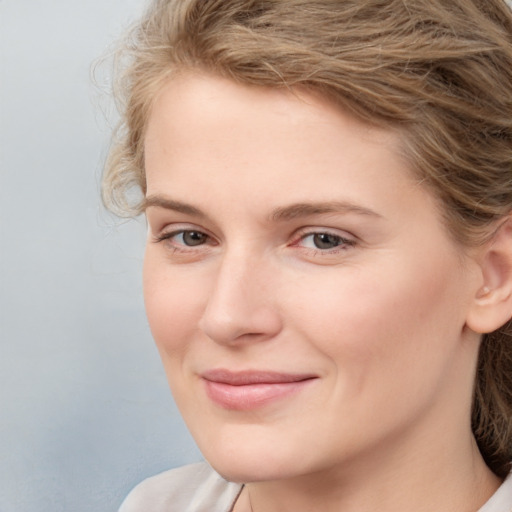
[102,0,512,477]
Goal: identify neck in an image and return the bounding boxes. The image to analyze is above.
[236,423,501,512]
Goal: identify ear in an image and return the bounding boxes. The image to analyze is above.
[466,217,512,334]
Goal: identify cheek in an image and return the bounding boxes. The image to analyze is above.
[286,254,467,388]
[143,254,205,357]
[277,258,469,446]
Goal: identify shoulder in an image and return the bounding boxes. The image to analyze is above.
[478,471,512,512]
[118,462,243,512]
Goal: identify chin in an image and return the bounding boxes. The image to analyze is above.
[193,424,319,484]
[207,455,298,484]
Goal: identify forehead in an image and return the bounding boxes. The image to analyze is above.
[144,72,409,189]
[145,72,400,146]
[143,73,430,219]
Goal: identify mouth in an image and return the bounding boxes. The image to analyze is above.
[201,369,318,411]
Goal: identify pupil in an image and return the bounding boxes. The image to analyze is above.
[183,231,206,246]
[313,233,340,249]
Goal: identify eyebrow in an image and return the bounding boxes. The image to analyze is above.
[143,195,381,222]
[143,195,206,218]
[270,201,382,222]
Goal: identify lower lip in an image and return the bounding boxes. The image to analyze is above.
[203,379,315,411]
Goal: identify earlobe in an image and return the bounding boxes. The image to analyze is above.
[466,217,512,334]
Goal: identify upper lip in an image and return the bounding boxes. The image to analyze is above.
[201,369,318,386]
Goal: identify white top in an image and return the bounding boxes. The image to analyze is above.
[119,462,512,512]
[119,463,242,512]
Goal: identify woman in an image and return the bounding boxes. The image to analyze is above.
[103,1,512,510]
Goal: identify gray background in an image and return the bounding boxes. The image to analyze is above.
[0,2,201,512]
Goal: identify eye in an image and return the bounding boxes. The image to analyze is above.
[299,232,353,251]
[308,233,343,250]
[176,230,208,246]
[154,229,212,248]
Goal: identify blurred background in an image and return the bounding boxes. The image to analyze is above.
[0,1,201,511]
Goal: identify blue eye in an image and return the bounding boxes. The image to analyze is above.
[312,233,343,249]
[177,230,208,246]
[299,232,353,250]
[169,230,208,247]
[155,230,209,247]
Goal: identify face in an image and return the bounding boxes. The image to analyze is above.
[143,73,482,483]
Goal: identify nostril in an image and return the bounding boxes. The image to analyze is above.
[198,258,283,345]
[199,305,282,346]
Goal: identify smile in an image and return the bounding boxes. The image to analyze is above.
[201,369,318,411]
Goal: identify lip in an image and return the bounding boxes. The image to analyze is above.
[201,369,318,411]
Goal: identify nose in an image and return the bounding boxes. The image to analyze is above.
[198,252,283,345]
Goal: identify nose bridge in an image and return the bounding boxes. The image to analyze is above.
[199,245,281,344]
[213,249,256,308]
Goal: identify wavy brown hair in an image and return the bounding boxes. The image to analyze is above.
[102,0,512,477]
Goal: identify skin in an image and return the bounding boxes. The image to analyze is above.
[142,72,501,512]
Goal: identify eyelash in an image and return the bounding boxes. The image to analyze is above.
[153,228,355,255]
[153,229,216,251]
[292,231,356,254]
